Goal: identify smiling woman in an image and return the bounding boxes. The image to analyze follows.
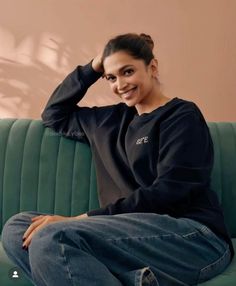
[101,34,170,114]
[102,49,170,113]
[1,33,233,286]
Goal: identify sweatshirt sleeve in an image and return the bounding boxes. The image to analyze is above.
[41,61,103,144]
[87,106,214,216]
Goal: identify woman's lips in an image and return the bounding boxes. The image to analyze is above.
[121,87,137,99]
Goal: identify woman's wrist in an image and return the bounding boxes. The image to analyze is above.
[92,53,104,73]
[74,213,88,220]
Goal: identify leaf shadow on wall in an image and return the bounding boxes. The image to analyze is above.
[0,0,94,119]
[0,38,76,119]
[0,0,124,119]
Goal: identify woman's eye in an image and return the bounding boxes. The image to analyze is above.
[124,69,134,76]
[106,76,116,82]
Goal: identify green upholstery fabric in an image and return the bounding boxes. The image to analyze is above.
[0,119,99,231]
[207,123,236,237]
[0,119,235,285]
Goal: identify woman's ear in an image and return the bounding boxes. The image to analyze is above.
[149,58,158,79]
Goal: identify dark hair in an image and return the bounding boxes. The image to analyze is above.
[102,33,155,65]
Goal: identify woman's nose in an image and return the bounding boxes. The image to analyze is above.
[116,77,127,91]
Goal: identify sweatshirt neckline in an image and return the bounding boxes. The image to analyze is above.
[134,97,178,119]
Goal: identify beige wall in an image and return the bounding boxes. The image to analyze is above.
[0,0,236,121]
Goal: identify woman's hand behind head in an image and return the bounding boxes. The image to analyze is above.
[92,52,104,73]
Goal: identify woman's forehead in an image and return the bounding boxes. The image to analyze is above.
[103,51,142,75]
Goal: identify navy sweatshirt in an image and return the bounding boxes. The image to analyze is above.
[41,61,233,257]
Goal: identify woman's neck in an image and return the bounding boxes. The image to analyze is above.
[135,86,171,115]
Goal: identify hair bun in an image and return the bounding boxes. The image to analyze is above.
[139,33,154,50]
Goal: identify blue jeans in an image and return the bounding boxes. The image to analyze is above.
[1,212,231,286]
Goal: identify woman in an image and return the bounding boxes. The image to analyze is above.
[2,33,233,286]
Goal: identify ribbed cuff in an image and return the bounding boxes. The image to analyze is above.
[79,60,103,87]
[87,207,109,216]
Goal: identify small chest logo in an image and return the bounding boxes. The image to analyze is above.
[136,136,149,145]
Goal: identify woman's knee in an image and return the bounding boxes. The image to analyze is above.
[29,221,88,261]
[2,211,38,251]
[29,223,65,268]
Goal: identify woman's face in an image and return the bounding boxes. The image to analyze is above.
[103,51,158,108]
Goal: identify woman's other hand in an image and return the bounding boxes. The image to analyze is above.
[22,213,88,249]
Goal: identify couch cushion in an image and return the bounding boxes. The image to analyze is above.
[0,119,99,233]
[199,239,236,285]
[208,122,236,237]
[0,237,33,286]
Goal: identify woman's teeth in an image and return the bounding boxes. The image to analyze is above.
[122,87,137,99]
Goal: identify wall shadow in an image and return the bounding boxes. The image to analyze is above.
[0,55,65,118]
[0,0,105,119]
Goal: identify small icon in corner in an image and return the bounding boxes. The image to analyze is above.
[9,267,21,280]
[12,270,19,278]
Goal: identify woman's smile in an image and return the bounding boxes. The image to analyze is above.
[119,86,137,100]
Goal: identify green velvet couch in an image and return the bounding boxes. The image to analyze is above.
[0,118,236,286]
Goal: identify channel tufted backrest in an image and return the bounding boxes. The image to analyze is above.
[0,120,236,237]
[0,119,99,233]
[208,122,236,237]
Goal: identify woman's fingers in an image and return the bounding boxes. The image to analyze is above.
[31,215,44,222]
[22,220,48,249]
[22,215,70,249]
[23,216,45,242]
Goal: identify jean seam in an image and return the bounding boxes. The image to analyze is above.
[135,267,159,286]
[107,236,189,286]
[59,231,74,286]
[135,267,145,286]
[106,229,201,243]
[198,246,230,283]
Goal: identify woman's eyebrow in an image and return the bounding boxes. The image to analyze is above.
[104,65,134,77]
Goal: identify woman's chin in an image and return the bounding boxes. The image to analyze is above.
[123,100,136,107]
